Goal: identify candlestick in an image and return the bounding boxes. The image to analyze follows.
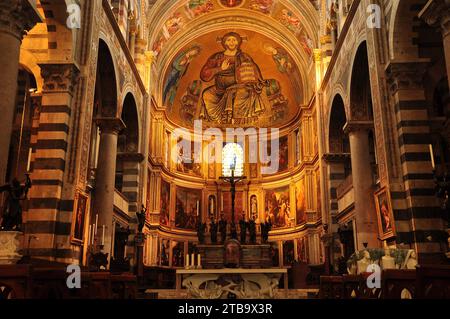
[191,253,195,268]
[185,254,189,268]
[197,254,201,268]
[102,225,105,246]
[95,214,98,235]
[197,201,199,216]
[429,144,435,170]
[91,225,95,245]
[88,225,92,246]
[26,148,32,172]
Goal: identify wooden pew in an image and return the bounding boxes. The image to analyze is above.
[319,276,344,299]
[381,269,416,299]
[416,265,450,299]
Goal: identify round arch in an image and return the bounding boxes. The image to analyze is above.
[95,39,119,117]
[119,93,140,154]
[328,94,349,154]
[388,0,424,60]
[349,42,373,121]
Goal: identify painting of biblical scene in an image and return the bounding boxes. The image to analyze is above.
[296,178,306,225]
[265,186,291,228]
[172,241,185,267]
[219,0,243,8]
[283,241,295,266]
[175,139,202,177]
[163,12,184,37]
[160,239,170,266]
[71,191,88,243]
[199,32,288,125]
[160,180,170,226]
[187,0,214,17]
[250,0,274,14]
[297,237,308,263]
[374,187,395,240]
[175,186,201,230]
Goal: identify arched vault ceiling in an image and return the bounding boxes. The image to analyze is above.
[147,0,319,129]
[147,0,319,60]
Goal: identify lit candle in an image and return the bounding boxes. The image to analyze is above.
[102,225,105,245]
[88,225,92,246]
[429,144,435,170]
[197,201,199,216]
[95,214,98,235]
[26,148,32,172]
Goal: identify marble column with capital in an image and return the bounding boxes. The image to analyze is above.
[93,117,126,265]
[0,0,41,182]
[344,121,379,250]
[420,0,450,89]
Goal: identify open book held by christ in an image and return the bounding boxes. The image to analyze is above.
[236,62,259,83]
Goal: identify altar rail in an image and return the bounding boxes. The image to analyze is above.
[0,264,137,299]
[319,265,450,299]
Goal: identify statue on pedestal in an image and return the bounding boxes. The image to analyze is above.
[239,212,247,244]
[136,205,147,233]
[219,213,227,243]
[248,217,257,244]
[0,174,32,232]
[261,218,272,244]
[210,218,218,244]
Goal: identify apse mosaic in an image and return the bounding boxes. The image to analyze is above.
[151,0,314,60]
[162,30,303,128]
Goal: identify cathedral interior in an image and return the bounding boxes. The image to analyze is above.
[0,0,450,300]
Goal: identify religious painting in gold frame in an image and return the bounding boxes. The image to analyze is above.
[71,190,89,245]
[374,187,395,240]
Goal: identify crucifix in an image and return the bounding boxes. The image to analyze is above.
[219,154,246,240]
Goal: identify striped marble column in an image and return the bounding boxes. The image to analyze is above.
[25,63,79,262]
[119,152,144,268]
[386,60,446,263]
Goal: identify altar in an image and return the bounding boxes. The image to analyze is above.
[176,268,288,299]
